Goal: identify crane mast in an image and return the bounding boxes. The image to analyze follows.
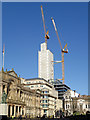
[62,52,64,83]
[51,17,68,84]
[41,6,49,49]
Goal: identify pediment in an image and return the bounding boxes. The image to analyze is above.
[7,70,18,78]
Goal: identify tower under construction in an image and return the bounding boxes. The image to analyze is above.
[38,42,54,81]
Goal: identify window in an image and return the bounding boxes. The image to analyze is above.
[42,104,48,108]
[42,91,44,94]
[40,81,43,83]
[43,95,48,98]
[66,104,67,109]
[44,95,48,98]
[88,104,90,108]
[42,100,48,103]
[44,110,47,113]
[25,86,29,88]
[27,82,31,84]
[44,91,49,93]
[68,105,69,108]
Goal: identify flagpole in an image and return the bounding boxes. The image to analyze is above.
[2,44,5,69]
[3,52,4,69]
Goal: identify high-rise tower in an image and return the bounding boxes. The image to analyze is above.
[38,42,54,81]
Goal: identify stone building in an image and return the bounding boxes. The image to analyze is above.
[22,78,62,117]
[72,95,90,115]
[63,89,90,116]
[63,89,79,116]
[0,68,41,118]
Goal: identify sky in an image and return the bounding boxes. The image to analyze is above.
[2,2,88,95]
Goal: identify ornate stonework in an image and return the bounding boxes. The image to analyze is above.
[0,69,41,118]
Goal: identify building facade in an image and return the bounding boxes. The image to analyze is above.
[0,69,41,118]
[63,89,79,116]
[72,95,90,115]
[38,42,54,81]
[51,80,70,100]
[23,78,62,117]
[63,90,90,116]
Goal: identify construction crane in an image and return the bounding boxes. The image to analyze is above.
[41,5,49,49]
[51,17,68,84]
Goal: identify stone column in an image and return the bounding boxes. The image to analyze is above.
[24,107,25,116]
[18,106,20,116]
[14,105,16,117]
[21,107,22,115]
[18,90,20,99]
[10,105,12,117]
[7,105,9,117]
[0,85,2,103]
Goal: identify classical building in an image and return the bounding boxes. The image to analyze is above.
[63,89,79,116]
[72,95,90,115]
[63,89,90,116]
[0,68,41,118]
[22,78,62,117]
[38,42,54,81]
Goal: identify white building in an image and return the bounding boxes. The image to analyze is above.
[23,78,63,117]
[63,90,90,116]
[63,89,79,116]
[72,95,90,115]
[38,42,54,81]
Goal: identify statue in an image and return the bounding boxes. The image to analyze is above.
[1,90,7,104]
